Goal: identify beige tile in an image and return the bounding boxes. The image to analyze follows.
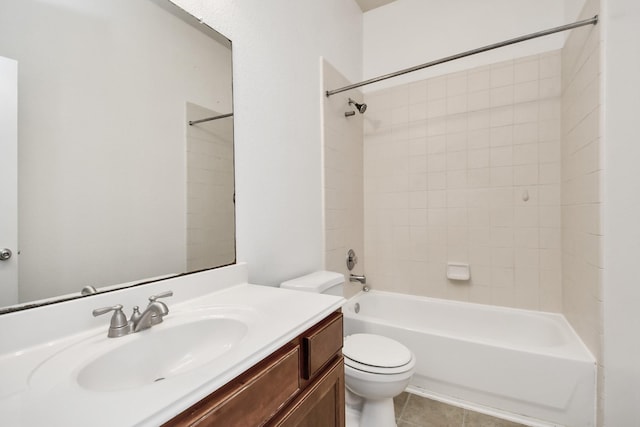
[447,73,468,97]
[539,51,561,79]
[513,101,538,124]
[427,98,447,118]
[490,146,513,167]
[400,395,464,427]
[447,95,468,114]
[468,110,491,130]
[491,63,514,88]
[490,167,514,188]
[467,169,490,188]
[490,86,514,107]
[410,102,428,123]
[513,122,538,145]
[490,106,514,127]
[514,80,539,103]
[468,129,491,149]
[490,126,513,147]
[468,68,491,92]
[513,143,538,166]
[409,81,428,105]
[514,59,539,84]
[447,132,467,153]
[467,89,490,112]
[428,76,447,100]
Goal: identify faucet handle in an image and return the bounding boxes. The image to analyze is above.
[93,304,124,318]
[149,290,173,302]
[92,304,131,338]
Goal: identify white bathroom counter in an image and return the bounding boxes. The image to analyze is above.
[0,265,344,426]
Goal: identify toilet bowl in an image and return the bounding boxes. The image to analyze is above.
[343,333,415,427]
[279,272,415,427]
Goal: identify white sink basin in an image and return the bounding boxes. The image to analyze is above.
[29,307,254,393]
[77,317,248,391]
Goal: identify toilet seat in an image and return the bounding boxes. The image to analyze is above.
[343,334,414,375]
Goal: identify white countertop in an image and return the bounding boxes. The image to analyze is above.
[0,265,344,426]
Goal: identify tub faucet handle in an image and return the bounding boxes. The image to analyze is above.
[347,249,358,271]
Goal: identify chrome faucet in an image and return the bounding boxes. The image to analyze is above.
[93,291,173,338]
[132,291,172,332]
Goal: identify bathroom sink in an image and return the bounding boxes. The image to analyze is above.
[29,309,253,393]
[77,317,248,391]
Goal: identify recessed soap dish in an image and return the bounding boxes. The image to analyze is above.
[447,263,470,281]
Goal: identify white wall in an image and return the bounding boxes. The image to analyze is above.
[602,0,640,424]
[172,0,363,285]
[363,0,567,91]
[566,0,589,21]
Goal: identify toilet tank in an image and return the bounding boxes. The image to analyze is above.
[280,271,344,296]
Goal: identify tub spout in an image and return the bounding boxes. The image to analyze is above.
[350,274,366,285]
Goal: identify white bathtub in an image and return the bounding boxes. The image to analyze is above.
[343,291,596,427]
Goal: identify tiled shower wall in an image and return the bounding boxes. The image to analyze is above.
[560,0,602,421]
[363,51,563,311]
[322,59,365,300]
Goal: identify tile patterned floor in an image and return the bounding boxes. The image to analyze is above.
[393,392,527,427]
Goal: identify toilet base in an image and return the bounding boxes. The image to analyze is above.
[346,390,397,427]
[345,405,361,427]
[361,397,397,427]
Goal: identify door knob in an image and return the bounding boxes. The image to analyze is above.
[0,248,12,261]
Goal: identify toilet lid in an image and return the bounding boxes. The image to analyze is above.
[343,334,412,368]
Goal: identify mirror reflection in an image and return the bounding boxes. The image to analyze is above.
[0,0,235,313]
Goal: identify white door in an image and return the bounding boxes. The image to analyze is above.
[0,56,18,306]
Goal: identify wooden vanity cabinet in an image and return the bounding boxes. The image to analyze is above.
[164,311,344,427]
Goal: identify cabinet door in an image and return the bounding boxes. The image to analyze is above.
[269,357,345,427]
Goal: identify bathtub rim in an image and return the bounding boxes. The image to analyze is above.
[343,289,596,364]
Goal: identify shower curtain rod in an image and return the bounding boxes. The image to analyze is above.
[188,112,233,126]
[325,15,598,97]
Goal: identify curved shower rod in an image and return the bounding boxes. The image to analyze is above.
[326,15,598,97]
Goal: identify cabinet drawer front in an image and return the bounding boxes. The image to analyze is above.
[302,312,343,380]
[189,346,300,427]
[269,356,345,427]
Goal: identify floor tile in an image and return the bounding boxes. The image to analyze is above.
[463,410,526,427]
[399,394,464,427]
[393,393,528,427]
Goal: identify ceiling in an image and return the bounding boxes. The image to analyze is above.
[355,0,398,12]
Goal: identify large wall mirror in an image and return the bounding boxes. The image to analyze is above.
[0,0,235,313]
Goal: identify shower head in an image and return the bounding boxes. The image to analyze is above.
[348,98,367,114]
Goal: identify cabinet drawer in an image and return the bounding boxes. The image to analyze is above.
[302,312,343,380]
[269,356,345,427]
[167,345,301,427]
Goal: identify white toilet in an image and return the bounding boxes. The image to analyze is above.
[281,271,415,427]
